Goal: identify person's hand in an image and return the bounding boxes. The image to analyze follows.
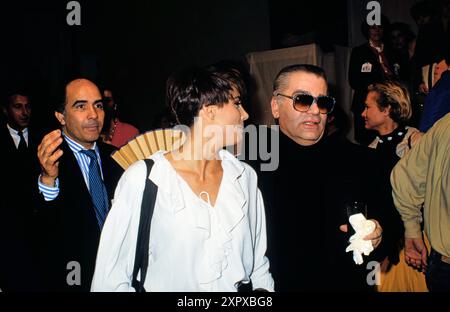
[418,83,429,94]
[340,219,382,248]
[37,129,64,186]
[363,219,382,249]
[339,224,348,233]
[405,237,427,272]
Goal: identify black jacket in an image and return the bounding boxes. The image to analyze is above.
[0,123,42,291]
[35,139,123,292]
[349,43,396,113]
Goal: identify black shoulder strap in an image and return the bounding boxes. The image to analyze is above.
[131,159,157,292]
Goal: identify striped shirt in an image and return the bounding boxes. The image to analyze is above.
[38,133,104,201]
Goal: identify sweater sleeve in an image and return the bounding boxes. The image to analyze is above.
[390,129,431,238]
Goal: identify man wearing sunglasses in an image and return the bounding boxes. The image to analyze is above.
[252,64,386,292]
[272,87,336,146]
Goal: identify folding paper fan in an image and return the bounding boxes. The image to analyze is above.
[111,128,186,170]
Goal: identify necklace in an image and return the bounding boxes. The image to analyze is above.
[377,126,406,144]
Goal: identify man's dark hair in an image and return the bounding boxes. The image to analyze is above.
[166,66,235,127]
[2,87,31,108]
[55,77,100,114]
[273,64,327,93]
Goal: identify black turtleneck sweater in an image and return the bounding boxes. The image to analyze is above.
[248,129,388,291]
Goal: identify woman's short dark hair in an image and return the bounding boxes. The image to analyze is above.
[206,60,248,104]
[166,66,235,127]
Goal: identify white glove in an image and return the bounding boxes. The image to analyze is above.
[345,213,375,265]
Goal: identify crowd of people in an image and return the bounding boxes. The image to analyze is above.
[345,0,450,291]
[0,0,449,293]
[349,0,450,145]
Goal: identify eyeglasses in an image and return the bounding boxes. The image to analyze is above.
[275,92,335,114]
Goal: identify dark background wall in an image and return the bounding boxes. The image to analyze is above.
[1,0,349,132]
[269,0,348,49]
[1,0,272,131]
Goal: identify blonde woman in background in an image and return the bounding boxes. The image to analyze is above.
[362,81,427,292]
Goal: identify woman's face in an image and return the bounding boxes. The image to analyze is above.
[211,88,249,147]
[361,91,390,132]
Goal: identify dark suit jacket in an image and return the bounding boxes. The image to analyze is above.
[0,122,41,169]
[348,43,396,112]
[35,139,123,292]
[0,123,42,291]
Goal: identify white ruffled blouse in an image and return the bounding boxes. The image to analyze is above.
[91,150,274,292]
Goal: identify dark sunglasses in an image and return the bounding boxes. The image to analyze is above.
[275,92,335,114]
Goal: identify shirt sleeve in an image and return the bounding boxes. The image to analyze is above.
[249,187,275,292]
[38,176,60,201]
[91,161,147,292]
[390,128,431,238]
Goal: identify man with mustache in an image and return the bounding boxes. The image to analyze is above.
[249,64,385,291]
[35,78,123,291]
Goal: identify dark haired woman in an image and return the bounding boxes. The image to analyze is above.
[91,66,274,292]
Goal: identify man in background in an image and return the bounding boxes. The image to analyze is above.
[0,88,41,291]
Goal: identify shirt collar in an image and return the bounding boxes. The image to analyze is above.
[6,124,28,136]
[149,150,247,216]
[369,40,384,53]
[218,149,245,181]
[63,132,98,154]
